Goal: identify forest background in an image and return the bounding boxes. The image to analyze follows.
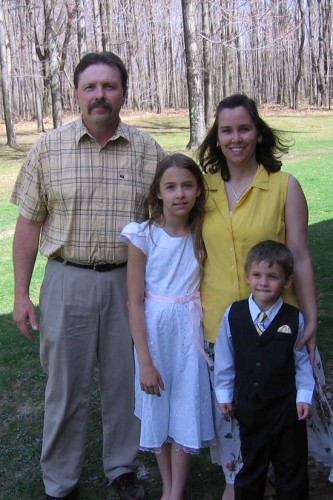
[0,0,332,147]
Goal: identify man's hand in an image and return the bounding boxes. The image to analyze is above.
[13,295,38,340]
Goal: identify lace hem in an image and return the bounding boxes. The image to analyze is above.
[139,436,214,455]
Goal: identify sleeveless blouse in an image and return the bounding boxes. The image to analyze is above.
[201,166,297,343]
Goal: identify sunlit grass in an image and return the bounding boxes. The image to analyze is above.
[0,111,332,499]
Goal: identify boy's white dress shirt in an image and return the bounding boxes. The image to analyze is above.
[214,295,315,405]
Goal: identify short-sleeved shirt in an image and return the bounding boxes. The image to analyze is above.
[11,118,166,263]
[201,166,297,343]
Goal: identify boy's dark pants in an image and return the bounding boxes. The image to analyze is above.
[234,391,309,500]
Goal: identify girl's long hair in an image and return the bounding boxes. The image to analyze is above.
[147,154,207,267]
[197,94,292,181]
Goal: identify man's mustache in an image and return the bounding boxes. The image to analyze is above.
[88,100,113,112]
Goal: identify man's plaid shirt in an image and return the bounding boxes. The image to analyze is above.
[11,118,165,263]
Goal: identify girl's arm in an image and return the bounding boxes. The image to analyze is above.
[285,176,318,362]
[127,242,165,396]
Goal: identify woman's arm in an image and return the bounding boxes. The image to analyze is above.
[127,242,164,396]
[285,176,318,362]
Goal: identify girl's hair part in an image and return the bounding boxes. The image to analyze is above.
[197,94,292,181]
[147,154,207,267]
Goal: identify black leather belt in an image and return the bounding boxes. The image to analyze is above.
[53,256,126,272]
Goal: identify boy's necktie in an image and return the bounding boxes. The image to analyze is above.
[256,312,267,335]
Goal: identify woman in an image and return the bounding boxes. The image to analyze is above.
[197,94,319,500]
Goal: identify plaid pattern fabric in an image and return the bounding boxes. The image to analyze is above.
[11,118,165,263]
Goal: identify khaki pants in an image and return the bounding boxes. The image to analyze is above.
[40,259,140,497]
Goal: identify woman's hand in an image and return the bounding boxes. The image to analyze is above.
[294,322,317,365]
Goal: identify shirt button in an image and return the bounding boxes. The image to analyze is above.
[256,362,261,367]
[254,382,259,388]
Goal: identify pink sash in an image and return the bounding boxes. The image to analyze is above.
[145,291,213,368]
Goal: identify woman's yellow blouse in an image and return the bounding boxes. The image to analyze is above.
[201,166,297,343]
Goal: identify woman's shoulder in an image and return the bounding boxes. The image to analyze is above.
[267,169,290,187]
[203,172,223,192]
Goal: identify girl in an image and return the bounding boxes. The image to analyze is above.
[120,154,214,500]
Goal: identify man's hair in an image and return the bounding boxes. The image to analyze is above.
[245,240,294,278]
[73,52,128,93]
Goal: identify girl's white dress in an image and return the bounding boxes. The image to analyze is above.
[120,221,214,453]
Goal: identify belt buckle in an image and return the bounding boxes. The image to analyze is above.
[93,262,109,272]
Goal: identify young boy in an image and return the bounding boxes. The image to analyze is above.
[214,240,315,500]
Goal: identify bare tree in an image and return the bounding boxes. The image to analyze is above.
[76,0,87,57]
[92,0,103,52]
[0,0,17,147]
[181,0,205,149]
[0,0,332,127]
[292,0,305,109]
[201,1,213,126]
[44,0,62,128]
[99,0,112,51]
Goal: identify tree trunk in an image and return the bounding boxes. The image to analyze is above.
[0,0,17,147]
[202,1,213,126]
[93,0,103,52]
[147,0,164,114]
[293,0,305,109]
[181,0,205,149]
[99,0,112,51]
[44,0,62,128]
[76,0,87,58]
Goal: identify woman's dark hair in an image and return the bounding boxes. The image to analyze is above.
[147,154,207,267]
[197,94,291,181]
[74,52,128,93]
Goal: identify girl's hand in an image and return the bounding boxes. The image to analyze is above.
[140,363,165,397]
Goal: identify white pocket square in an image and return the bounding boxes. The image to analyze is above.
[277,325,292,333]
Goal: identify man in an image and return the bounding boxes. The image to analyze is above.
[11,52,165,500]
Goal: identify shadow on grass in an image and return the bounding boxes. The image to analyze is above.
[308,218,333,362]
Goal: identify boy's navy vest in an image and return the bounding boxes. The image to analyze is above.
[229,300,299,401]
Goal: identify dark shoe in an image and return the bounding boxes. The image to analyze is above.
[45,486,79,499]
[113,472,146,500]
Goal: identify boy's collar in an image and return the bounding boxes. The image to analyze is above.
[249,294,284,322]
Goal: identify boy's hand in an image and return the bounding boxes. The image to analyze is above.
[218,402,234,417]
[296,402,311,420]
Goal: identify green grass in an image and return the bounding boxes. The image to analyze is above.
[0,111,332,499]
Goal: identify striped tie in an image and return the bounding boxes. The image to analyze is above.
[256,312,267,336]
